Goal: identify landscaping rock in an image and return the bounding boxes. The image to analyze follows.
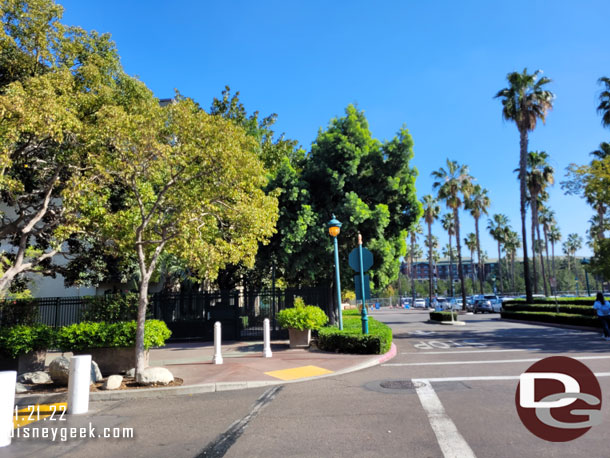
[15,382,30,394]
[102,375,123,390]
[17,371,51,385]
[125,368,135,377]
[136,367,174,386]
[91,361,103,383]
[49,356,70,385]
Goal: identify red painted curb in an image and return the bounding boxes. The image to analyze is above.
[377,342,397,364]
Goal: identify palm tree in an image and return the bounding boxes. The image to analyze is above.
[464,232,478,294]
[538,205,556,292]
[464,184,490,294]
[432,160,473,309]
[408,223,423,304]
[425,234,440,297]
[562,233,583,272]
[495,69,554,301]
[526,151,554,296]
[548,224,561,279]
[422,195,440,305]
[503,230,521,294]
[597,77,610,128]
[591,142,610,160]
[441,213,456,297]
[487,214,509,294]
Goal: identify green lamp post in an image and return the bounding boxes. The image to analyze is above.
[327,215,343,330]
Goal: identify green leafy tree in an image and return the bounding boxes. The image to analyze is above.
[432,160,473,309]
[464,184,490,293]
[78,93,278,379]
[495,68,554,301]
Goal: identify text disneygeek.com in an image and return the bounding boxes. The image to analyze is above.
[12,423,134,441]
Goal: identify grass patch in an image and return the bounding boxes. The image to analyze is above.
[317,315,392,354]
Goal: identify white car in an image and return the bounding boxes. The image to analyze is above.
[414,299,426,308]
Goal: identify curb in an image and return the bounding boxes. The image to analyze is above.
[14,344,397,405]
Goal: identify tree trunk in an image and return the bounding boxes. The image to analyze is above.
[536,218,548,297]
[475,216,484,294]
[530,204,538,294]
[135,275,150,381]
[410,235,416,305]
[544,226,552,294]
[454,208,467,310]
[519,128,532,301]
[511,253,516,293]
[470,250,476,294]
[427,222,433,306]
[551,241,556,280]
[496,241,502,294]
[448,233,454,297]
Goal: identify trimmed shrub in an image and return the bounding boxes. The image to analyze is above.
[504,298,595,306]
[429,311,457,322]
[56,320,171,352]
[500,311,600,328]
[502,303,595,316]
[277,297,329,331]
[317,316,392,354]
[0,324,55,358]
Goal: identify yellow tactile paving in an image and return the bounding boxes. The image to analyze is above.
[265,365,333,381]
[13,403,68,429]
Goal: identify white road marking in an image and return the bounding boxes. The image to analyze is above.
[415,379,477,458]
[415,372,610,383]
[401,348,541,355]
[384,355,610,367]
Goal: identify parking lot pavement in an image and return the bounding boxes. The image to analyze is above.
[373,310,610,457]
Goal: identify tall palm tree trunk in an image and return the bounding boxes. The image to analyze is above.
[448,234,454,297]
[519,128,532,301]
[511,253,516,293]
[427,222,433,306]
[536,220,548,296]
[551,240,556,279]
[475,217,484,294]
[454,208,467,310]
[531,210,538,294]
[496,241,503,294]
[543,226,552,293]
[470,249,476,294]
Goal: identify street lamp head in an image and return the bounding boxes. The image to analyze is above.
[327,214,342,237]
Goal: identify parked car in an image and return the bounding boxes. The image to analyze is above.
[414,299,426,308]
[473,298,494,313]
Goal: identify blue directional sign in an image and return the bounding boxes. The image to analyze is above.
[349,247,373,272]
[354,274,371,300]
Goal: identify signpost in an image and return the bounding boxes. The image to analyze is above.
[349,233,373,334]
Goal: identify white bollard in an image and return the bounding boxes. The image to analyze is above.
[212,321,223,365]
[263,318,272,358]
[0,371,16,447]
[67,355,91,415]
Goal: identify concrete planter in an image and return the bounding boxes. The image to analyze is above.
[288,328,311,348]
[75,347,148,376]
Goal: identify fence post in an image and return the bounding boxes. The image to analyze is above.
[54,297,60,327]
[263,318,272,358]
[212,321,223,364]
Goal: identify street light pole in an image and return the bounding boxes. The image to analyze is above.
[327,215,343,330]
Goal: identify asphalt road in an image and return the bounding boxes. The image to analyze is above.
[4,310,609,458]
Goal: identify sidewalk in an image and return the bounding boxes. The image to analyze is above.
[16,340,396,404]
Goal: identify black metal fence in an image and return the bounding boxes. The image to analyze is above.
[0,287,330,341]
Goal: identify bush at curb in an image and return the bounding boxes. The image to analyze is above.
[502,303,595,316]
[429,311,459,322]
[317,316,392,354]
[56,320,172,352]
[500,311,600,328]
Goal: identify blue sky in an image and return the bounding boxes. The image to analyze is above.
[60,0,610,259]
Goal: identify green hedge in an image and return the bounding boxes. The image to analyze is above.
[56,320,171,352]
[502,303,596,316]
[429,311,458,322]
[317,315,392,354]
[81,293,149,322]
[500,311,600,328]
[504,297,595,306]
[0,324,55,358]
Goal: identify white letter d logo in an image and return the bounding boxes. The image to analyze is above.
[520,372,580,408]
